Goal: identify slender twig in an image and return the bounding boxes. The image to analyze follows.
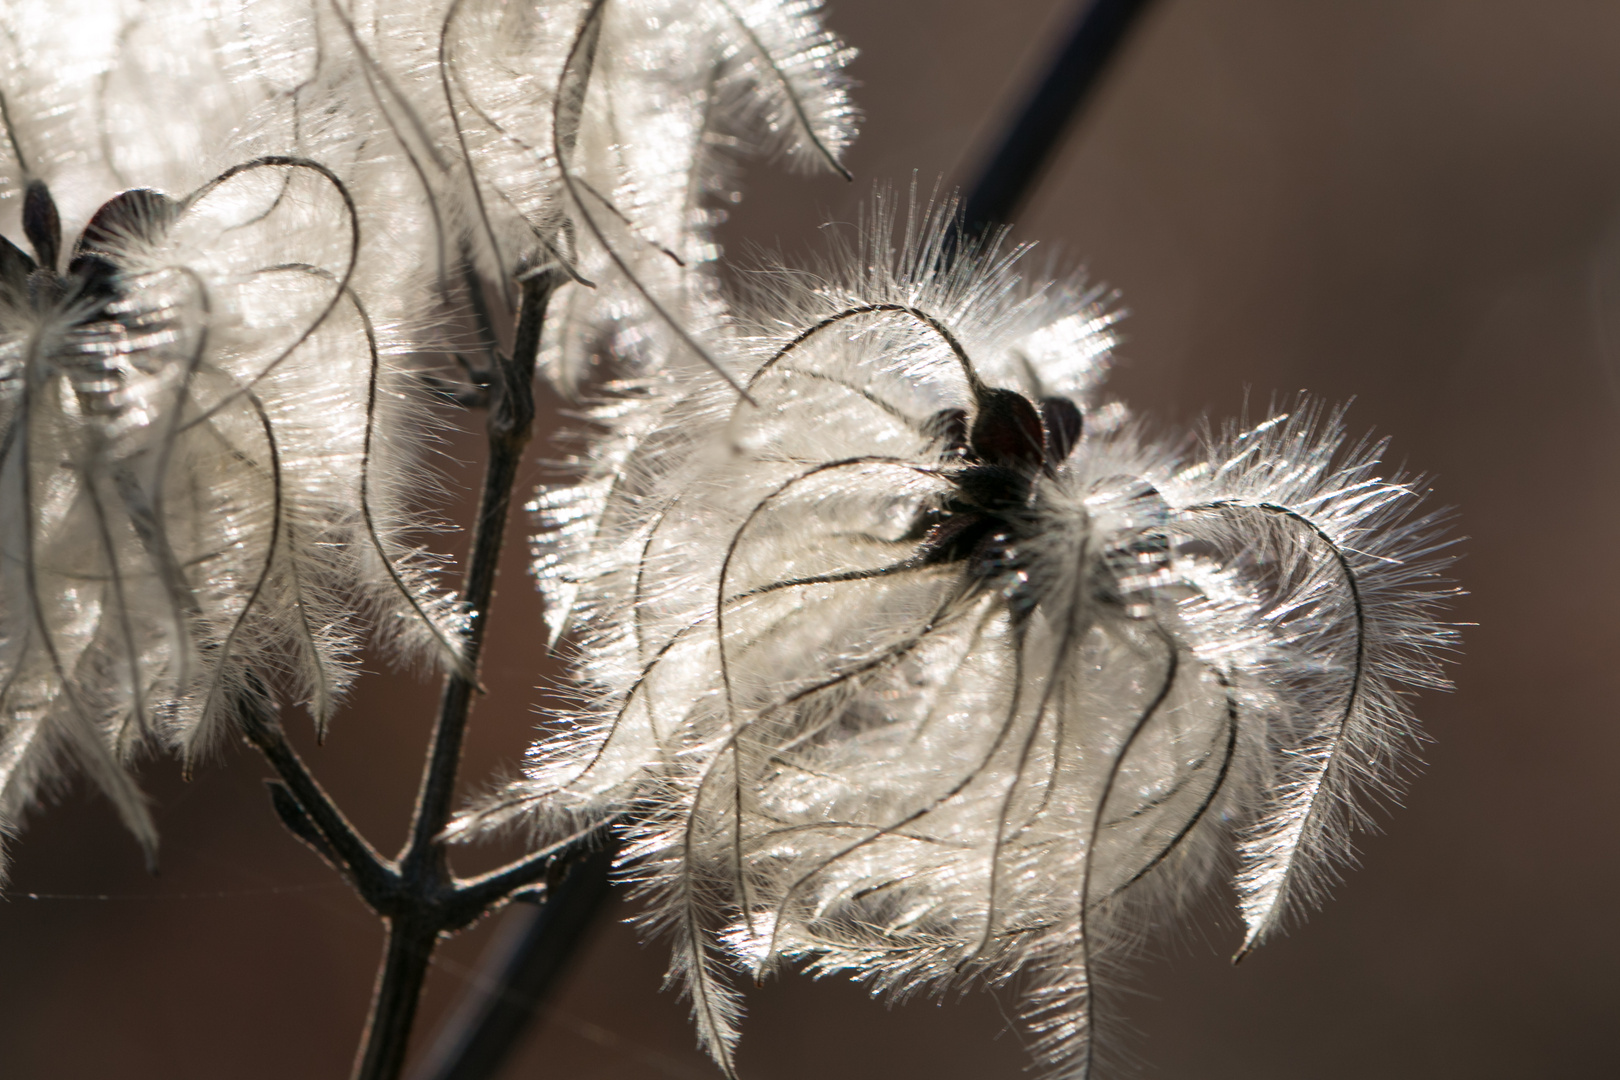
[453,822,609,913]
[241,702,395,907]
[345,268,564,1080]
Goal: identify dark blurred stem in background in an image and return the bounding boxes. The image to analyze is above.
[408,843,619,1080]
[962,0,1157,234]
[410,2,1157,1077]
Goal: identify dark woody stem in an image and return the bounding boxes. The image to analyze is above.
[248,270,593,1080]
[351,268,564,1080]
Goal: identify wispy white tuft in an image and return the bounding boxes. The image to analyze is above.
[214,0,858,393]
[1164,403,1458,956]
[712,0,859,178]
[458,200,1457,1077]
[0,10,469,873]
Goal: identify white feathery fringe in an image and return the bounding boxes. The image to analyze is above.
[454,199,1458,1077]
[0,15,469,875]
[218,0,857,393]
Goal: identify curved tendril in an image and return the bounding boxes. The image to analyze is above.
[767,364,931,432]
[439,0,511,310]
[762,632,1029,964]
[553,0,749,400]
[83,474,147,751]
[673,570,975,967]
[194,385,282,760]
[714,456,940,924]
[968,578,1085,963]
[16,332,156,859]
[903,599,1003,748]
[1075,625,1180,1078]
[1109,677,1239,899]
[1185,498,1366,957]
[173,157,358,430]
[749,818,967,850]
[347,276,468,671]
[744,304,987,399]
[322,0,448,171]
[94,11,146,190]
[0,83,30,179]
[320,0,451,287]
[439,27,589,287]
[139,265,212,694]
[711,0,852,180]
[574,176,686,267]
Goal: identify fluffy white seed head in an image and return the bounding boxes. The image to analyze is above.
[457,201,1457,1078]
[0,14,469,875]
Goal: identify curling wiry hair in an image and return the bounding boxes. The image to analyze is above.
[455,197,1459,1079]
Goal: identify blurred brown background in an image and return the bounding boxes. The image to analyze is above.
[4,1,1618,1077]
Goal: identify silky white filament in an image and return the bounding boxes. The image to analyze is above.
[456,198,1458,1078]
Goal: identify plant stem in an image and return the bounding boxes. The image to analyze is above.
[405,270,554,870]
[347,268,563,1080]
[410,841,619,1080]
[354,915,442,1080]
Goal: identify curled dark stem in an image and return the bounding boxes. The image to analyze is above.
[968,603,1077,961]
[439,0,512,311]
[1110,677,1238,898]
[743,303,987,400]
[712,0,853,180]
[176,158,360,431]
[551,0,751,401]
[323,0,451,287]
[713,457,948,923]
[762,615,1025,963]
[0,84,28,177]
[195,386,282,755]
[1184,499,1366,960]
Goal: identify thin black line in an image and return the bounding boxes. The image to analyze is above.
[962,0,1158,233]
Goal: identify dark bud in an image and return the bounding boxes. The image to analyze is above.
[970,387,1046,473]
[954,463,1032,513]
[22,179,61,273]
[1041,396,1083,462]
[923,407,970,458]
[265,780,343,871]
[919,510,1002,566]
[67,254,121,304]
[75,188,178,260]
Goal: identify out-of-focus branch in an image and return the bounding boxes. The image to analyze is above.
[961,0,1158,233]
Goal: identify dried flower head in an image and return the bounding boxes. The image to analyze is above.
[219,0,858,394]
[0,99,466,878]
[457,200,1457,1077]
